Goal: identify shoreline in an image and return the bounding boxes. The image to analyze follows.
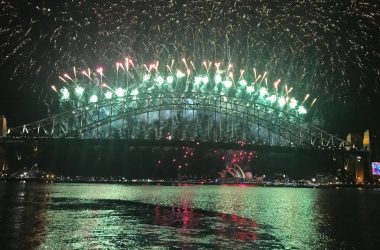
[1,178,380,189]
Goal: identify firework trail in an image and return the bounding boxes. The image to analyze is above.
[1,0,379,109]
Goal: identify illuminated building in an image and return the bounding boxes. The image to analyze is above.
[0,115,7,137]
[345,131,373,184]
[345,129,380,183]
[0,115,6,172]
[363,129,370,151]
[217,164,252,180]
[369,128,380,161]
[369,128,380,182]
[346,133,363,149]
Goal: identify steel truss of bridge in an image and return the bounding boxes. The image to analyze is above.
[7,91,351,150]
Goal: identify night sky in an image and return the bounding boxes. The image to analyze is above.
[0,0,379,137]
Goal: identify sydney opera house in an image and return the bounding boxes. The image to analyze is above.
[218,164,253,180]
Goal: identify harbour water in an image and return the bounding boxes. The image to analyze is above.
[0,183,379,249]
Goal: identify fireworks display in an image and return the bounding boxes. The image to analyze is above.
[1,0,378,111]
[52,59,312,115]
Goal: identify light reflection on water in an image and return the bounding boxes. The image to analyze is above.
[0,183,379,249]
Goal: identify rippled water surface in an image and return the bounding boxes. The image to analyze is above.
[0,183,379,249]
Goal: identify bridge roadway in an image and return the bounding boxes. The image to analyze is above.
[0,137,365,156]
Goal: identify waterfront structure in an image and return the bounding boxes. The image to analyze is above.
[368,129,380,161]
[368,128,380,182]
[363,129,370,151]
[218,164,252,180]
[346,132,363,150]
[1,115,6,137]
[0,116,7,173]
[346,129,380,183]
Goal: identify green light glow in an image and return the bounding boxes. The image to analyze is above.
[143,74,150,81]
[60,87,70,100]
[278,97,286,107]
[259,87,268,97]
[90,95,98,103]
[75,86,84,96]
[247,86,255,93]
[156,76,164,85]
[116,88,125,97]
[131,89,139,96]
[238,79,247,86]
[223,80,233,88]
[215,75,222,84]
[298,106,307,114]
[105,91,113,99]
[267,94,277,103]
[289,98,298,109]
[201,76,209,84]
[176,70,185,78]
[56,62,311,116]
[194,76,202,85]
[166,76,174,84]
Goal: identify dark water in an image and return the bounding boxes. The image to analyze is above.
[0,183,379,249]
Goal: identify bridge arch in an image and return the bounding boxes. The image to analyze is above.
[9,91,349,149]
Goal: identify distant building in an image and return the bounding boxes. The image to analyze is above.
[346,129,380,183]
[346,132,363,149]
[361,128,380,182]
[369,128,380,162]
[0,115,7,137]
[363,129,370,151]
[316,173,336,184]
[371,129,380,183]
[0,146,6,172]
[217,164,252,180]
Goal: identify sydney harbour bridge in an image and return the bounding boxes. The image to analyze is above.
[8,91,350,149]
[0,62,364,180]
[7,92,349,149]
